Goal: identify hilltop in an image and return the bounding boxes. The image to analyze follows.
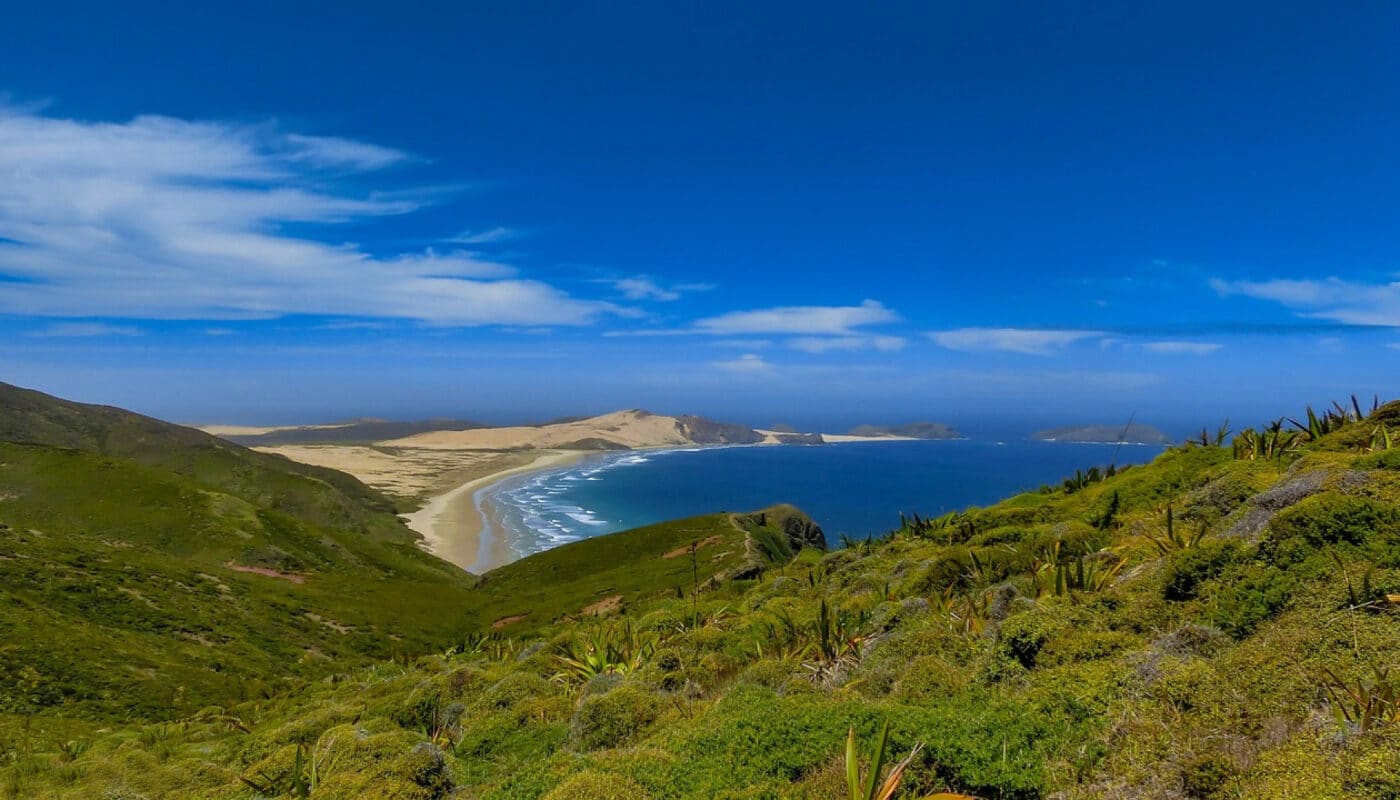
[1032,422,1175,444]
[844,421,961,440]
[4,391,1400,798]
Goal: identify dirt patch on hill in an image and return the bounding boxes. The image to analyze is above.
[581,594,623,617]
[491,613,529,629]
[661,535,724,560]
[225,562,306,584]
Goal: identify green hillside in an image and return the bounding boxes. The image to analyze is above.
[0,383,485,719]
[4,394,1400,799]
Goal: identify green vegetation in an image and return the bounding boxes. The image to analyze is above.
[3,387,1400,798]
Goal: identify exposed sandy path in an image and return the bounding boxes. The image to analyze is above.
[401,450,587,573]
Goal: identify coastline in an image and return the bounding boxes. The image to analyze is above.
[415,438,953,571]
[402,450,588,573]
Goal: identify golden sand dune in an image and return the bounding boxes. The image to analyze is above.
[380,409,697,451]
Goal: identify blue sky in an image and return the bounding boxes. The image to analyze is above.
[3,2,1400,433]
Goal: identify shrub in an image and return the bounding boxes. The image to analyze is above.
[1180,751,1236,798]
[996,605,1068,670]
[480,672,550,710]
[890,655,967,703]
[542,770,653,800]
[1204,563,1298,638]
[1263,494,1400,566]
[736,659,798,691]
[1341,727,1400,799]
[1162,541,1240,601]
[569,686,662,751]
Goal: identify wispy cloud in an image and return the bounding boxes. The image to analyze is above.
[696,300,898,336]
[0,107,620,326]
[711,338,775,349]
[928,327,1103,355]
[29,322,142,338]
[788,335,906,353]
[1211,277,1400,326]
[1140,340,1223,355]
[446,227,518,245]
[613,277,680,301]
[601,276,714,302]
[712,353,774,374]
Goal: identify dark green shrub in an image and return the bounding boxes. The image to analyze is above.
[1263,495,1400,566]
[569,685,662,751]
[1162,541,1240,601]
[1181,751,1235,798]
[996,605,1067,669]
[1204,563,1297,638]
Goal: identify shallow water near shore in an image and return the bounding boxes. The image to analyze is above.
[481,439,1166,561]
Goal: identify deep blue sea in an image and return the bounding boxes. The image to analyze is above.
[480,439,1166,559]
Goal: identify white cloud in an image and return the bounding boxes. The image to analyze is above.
[1211,277,1400,326]
[1141,340,1223,355]
[612,277,681,302]
[29,322,142,338]
[788,335,906,353]
[695,300,898,336]
[713,353,774,374]
[928,327,1103,355]
[712,338,775,349]
[601,276,714,302]
[447,227,517,245]
[0,107,619,326]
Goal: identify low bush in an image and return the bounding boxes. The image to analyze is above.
[569,685,663,751]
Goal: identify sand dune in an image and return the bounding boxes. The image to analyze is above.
[382,409,697,450]
[255,445,535,499]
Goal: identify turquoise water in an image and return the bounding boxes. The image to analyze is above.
[481,439,1166,559]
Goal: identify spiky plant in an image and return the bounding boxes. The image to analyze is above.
[754,608,811,660]
[1144,505,1211,554]
[1364,423,1395,454]
[844,720,921,800]
[1030,535,1125,596]
[1321,664,1400,733]
[552,621,655,682]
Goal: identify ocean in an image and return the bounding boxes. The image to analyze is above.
[479,439,1167,560]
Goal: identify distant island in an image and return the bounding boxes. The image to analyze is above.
[1031,422,1174,444]
[844,421,961,440]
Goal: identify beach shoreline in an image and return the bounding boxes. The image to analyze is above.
[401,450,589,573]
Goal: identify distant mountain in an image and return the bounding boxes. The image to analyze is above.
[846,421,961,439]
[1031,422,1174,444]
[0,382,480,718]
[212,418,490,446]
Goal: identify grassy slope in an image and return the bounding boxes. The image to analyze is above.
[470,504,821,632]
[4,401,1400,798]
[0,383,486,719]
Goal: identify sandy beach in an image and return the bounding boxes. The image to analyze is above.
[400,450,587,573]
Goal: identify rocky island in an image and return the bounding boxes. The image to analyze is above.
[1031,422,1174,444]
